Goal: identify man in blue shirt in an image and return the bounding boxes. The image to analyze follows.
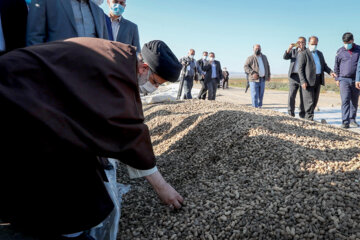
[298,36,336,121]
[334,32,360,128]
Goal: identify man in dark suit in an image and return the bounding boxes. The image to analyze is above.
[197,51,209,99]
[283,37,306,118]
[105,0,140,52]
[222,67,229,89]
[0,0,28,55]
[298,36,337,121]
[202,52,223,100]
[26,0,108,46]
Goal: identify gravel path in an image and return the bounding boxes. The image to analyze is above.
[212,85,342,109]
[118,100,360,240]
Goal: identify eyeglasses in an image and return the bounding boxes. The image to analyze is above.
[151,73,162,87]
[153,79,161,87]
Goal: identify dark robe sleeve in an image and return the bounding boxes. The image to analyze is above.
[0,37,156,170]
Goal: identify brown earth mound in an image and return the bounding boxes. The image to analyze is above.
[118,100,360,240]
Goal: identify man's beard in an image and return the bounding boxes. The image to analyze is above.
[138,71,149,86]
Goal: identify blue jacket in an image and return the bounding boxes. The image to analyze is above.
[334,44,360,80]
[26,0,108,46]
[356,57,360,82]
[0,0,28,53]
[105,15,141,53]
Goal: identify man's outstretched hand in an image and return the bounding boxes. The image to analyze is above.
[145,171,184,209]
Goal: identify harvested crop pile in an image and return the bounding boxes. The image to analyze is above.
[117,100,360,240]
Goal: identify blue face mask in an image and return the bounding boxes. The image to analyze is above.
[25,0,31,5]
[111,3,125,16]
[344,43,353,50]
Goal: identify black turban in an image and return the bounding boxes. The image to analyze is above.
[142,40,182,82]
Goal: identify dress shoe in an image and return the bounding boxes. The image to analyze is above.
[350,122,359,128]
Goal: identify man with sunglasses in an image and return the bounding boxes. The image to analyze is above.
[283,37,306,118]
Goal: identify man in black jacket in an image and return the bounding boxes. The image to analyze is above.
[298,36,337,120]
[222,67,229,89]
[0,0,28,55]
[197,51,209,99]
[283,37,306,118]
[202,52,223,100]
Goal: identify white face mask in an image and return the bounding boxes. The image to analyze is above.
[140,81,157,94]
[344,43,353,50]
[202,55,208,60]
[309,44,317,52]
[91,0,104,5]
[138,69,158,94]
[209,57,214,61]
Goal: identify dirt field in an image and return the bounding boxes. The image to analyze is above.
[193,83,342,109]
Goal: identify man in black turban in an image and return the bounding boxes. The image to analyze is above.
[0,38,183,239]
[138,40,182,94]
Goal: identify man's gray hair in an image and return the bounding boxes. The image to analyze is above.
[308,36,319,42]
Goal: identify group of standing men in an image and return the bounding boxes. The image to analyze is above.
[0,0,185,240]
[284,33,360,127]
[0,0,140,54]
[179,50,229,100]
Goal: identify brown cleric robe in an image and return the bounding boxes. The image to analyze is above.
[0,38,156,235]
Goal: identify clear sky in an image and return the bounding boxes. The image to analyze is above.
[100,0,360,74]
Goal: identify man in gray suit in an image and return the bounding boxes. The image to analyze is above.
[201,52,223,100]
[283,37,306,118]
[298,36,337,120]
[179,49,199,99]
[106,0,140,52]
[26,0,108,46]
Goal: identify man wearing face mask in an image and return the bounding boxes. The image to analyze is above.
[244,44,271,108]
[0,38,183,239]
[283,37,307,118]
[298,36,336,121]
[105,0,140,52]
[201,52,223,100]
[179,49,199,99]
[26,0,108,46]
[197,51,209,99]
[222,67,230,89]
[334,32,360,129]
